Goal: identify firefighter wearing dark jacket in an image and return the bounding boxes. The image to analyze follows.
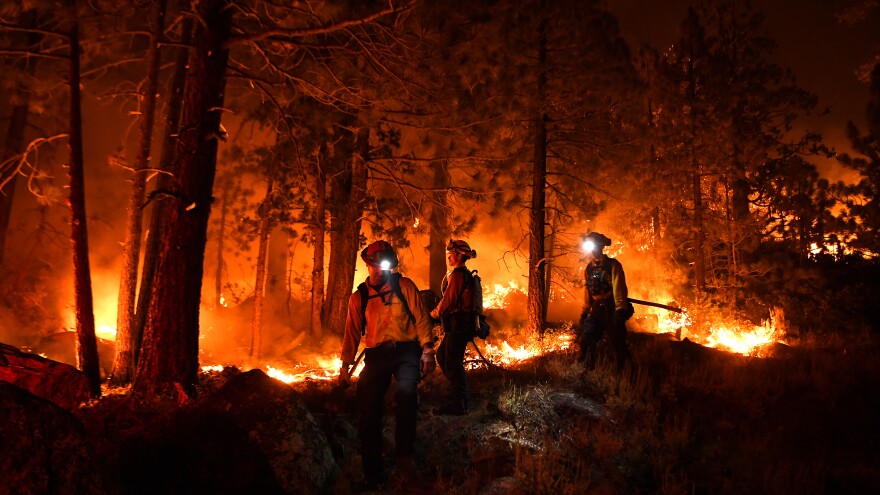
[578,232,633,369]
[338,240,435,490]
[430,239,478,415]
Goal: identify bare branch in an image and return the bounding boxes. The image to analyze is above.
[225,0,416,48]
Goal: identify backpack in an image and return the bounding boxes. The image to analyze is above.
[357,273,416,336]
[454,268,490,340]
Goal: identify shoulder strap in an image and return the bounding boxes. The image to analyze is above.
[357,282,368,336]
[389,273,416,324]
[359,275,417,329]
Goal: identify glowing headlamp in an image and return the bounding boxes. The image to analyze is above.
[379,259,392,270]
[581,239,596,253]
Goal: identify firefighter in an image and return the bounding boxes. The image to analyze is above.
[338,240,436,490]
[430,239,478,415]
[578,232,633,369]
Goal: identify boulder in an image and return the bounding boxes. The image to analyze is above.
[0,382,118,495]
[197,369,338,494]
[0,342,91,410]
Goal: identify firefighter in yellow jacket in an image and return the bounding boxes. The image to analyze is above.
[338,240,435,490]
[578,232,633,369]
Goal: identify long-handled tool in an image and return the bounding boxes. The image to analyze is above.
[627,297,682,313]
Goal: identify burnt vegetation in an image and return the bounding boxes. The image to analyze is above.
[0,0,879,494]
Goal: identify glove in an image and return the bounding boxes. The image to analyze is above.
[616,306,634,322]
[420,347,436,375]
[337,364,351,386]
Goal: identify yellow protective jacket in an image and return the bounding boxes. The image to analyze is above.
[340,275,433,365]
[583,255,629,314]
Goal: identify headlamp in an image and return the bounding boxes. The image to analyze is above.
[379,259,392,270]
[581,239,596,253]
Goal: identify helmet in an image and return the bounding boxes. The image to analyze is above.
[361,240,398,270]
[581,232,611,253]
[446,239,477,259]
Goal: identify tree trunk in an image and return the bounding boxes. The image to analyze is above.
[542,213,555,322]
[322,128,369,336]
[428,160,449,294]
[133,0,232,397]
[250,177,274,363]
[111,0,167,386]
[692,156,706,293]
[310,165,326,338]
[527,16,547,337]
[67,13,101,398]
[0,9,38,266]
[214,184,228,308]
[132,18,192,365]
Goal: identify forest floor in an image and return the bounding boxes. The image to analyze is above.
[291,327,880,495]
[63,326,880,495]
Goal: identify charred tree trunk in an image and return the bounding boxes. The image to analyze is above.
[133,0,231,397]
[428,160,449,294]
[249,177,274,362]
[132,18,191,365]
[67,14,100,398]
[0,88,30,267]
[112,0,167,386]
[214,184,228,308]
[692,156,706,293]
[310,164,326,338]
[0,9,38,266]
[542,213,555,322]
[322,128,369,336]
[527,16,547,337]
[686,53,706,294]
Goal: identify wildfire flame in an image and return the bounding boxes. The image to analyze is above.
[482,280,526,309]
[475,333,573,367]
[655,304,785,356]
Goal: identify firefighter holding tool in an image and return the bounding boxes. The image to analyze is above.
[578,232,633,369]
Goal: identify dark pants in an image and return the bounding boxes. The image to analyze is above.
[437,312,475,407]
[356,340,422,485]
[578,300,630,369]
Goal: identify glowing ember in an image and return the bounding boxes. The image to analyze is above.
[201,365,225,372]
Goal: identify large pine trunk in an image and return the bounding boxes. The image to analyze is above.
[0,9,38,266]
[322,128,369,336]
[310,166,326,338]
[527,18,547,337]
[214,184,229,308]
[133,0,232,397]
[249,177,274,362]
[67,16,101,398]
[692,156,706,293]
[428,161,449,294]
[111,0,167,385]
[132,18,191,366]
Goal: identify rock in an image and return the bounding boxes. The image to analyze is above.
[0,382,118,495]
[0,342,91,410]
[198,369,338,494]
[549,391,610,421]
[479,476,527,495]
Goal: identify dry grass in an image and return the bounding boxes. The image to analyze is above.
[409,328,880,494]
